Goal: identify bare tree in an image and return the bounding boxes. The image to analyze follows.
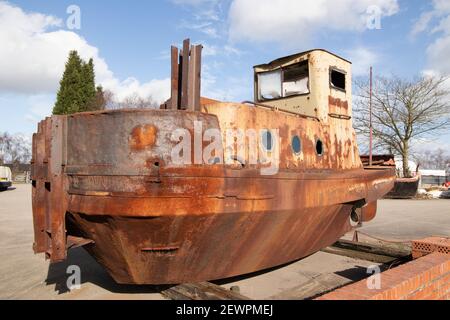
[0,132,31,167]
[120,92,159,109]
[354,76,450,177]
[413,148,450,170]
[0,132,12,165]
[103,91,159,110]
[102,90,116,109]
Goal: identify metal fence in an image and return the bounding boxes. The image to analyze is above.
[421,175,449,186]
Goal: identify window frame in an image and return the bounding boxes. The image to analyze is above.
[315,138,324,157]
[291,135,302,155]
[329,67,347,92]
[256,69,283,101]
[256,60,310,102]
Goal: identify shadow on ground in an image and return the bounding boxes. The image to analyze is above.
[45,247,170,295]
[334,265,372,282]
[45,247,305,296]
[0,187,17,192]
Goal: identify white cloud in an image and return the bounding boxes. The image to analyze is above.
[223,44,244,56]
[24,94,55,123]
[433,0,450,13]
[171,0,223,39]
[413,0,450,76]
[410,11,434,38]
[228,0,399,44]
[345,47,379,77]
[201,62,249,101]
[0,1,170,105]
[426,36,450,76]
[201,43,219,56]
[179,20,220,38]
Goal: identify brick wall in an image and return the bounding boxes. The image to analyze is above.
[412,237,450,259]
[316,252,450,300]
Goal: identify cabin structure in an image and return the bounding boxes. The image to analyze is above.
[253,49,352,122]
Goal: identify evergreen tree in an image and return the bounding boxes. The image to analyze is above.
[53,51,85,115]
[53,52,102,115]
[79,58,96,112]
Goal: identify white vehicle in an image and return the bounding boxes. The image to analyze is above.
[0,166,12,191]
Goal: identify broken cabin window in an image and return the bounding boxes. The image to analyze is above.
[282,62,309,97]
[258,70,282,100]
[257,61,310,101]
[330,68,346,91]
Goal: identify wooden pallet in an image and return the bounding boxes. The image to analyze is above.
[161,281,251,300]
[321,239,412,264]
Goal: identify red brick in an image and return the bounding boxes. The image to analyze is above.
[316,252,450,300]
[412,237,450,259]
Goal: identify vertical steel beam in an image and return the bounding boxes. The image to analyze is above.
[48,116,67,262]
[187,45,202,111]
[31,121,46,254]
[170,46,179,110]
[180,39,190,110]
[43,118,52,259]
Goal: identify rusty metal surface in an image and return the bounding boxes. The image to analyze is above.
[30,41,395,284]
[187,44,202,111]
[166,39,202,111]
[360,154,396,167]
[31,105,395,284]
[31,116,67,261]
[170,46,179,110]
[180,39,190,110]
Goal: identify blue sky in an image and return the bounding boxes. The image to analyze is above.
[0,0,449,151]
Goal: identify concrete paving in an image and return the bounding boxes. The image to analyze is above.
[357,199,450,240]
[0,184,448,299]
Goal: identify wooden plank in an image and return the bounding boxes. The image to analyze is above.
[170,46,179,110]
[322,246,396,264]
[161,282,251,300]
[333,239,411,258]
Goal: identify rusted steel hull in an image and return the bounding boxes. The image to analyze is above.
[65,169,393,284]
[68,204,353,284]
[31,105,395,284]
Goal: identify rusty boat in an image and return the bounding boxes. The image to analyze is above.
[31,40,395,284]
[361,154,419,199]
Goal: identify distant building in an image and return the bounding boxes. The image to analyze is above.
[419,169,448,186]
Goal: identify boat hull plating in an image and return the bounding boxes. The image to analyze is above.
[31,106,395,284]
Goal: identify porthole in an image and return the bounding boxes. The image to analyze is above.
[291,136,302,155]
[261,130,273,151]
[316,139,324,156]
